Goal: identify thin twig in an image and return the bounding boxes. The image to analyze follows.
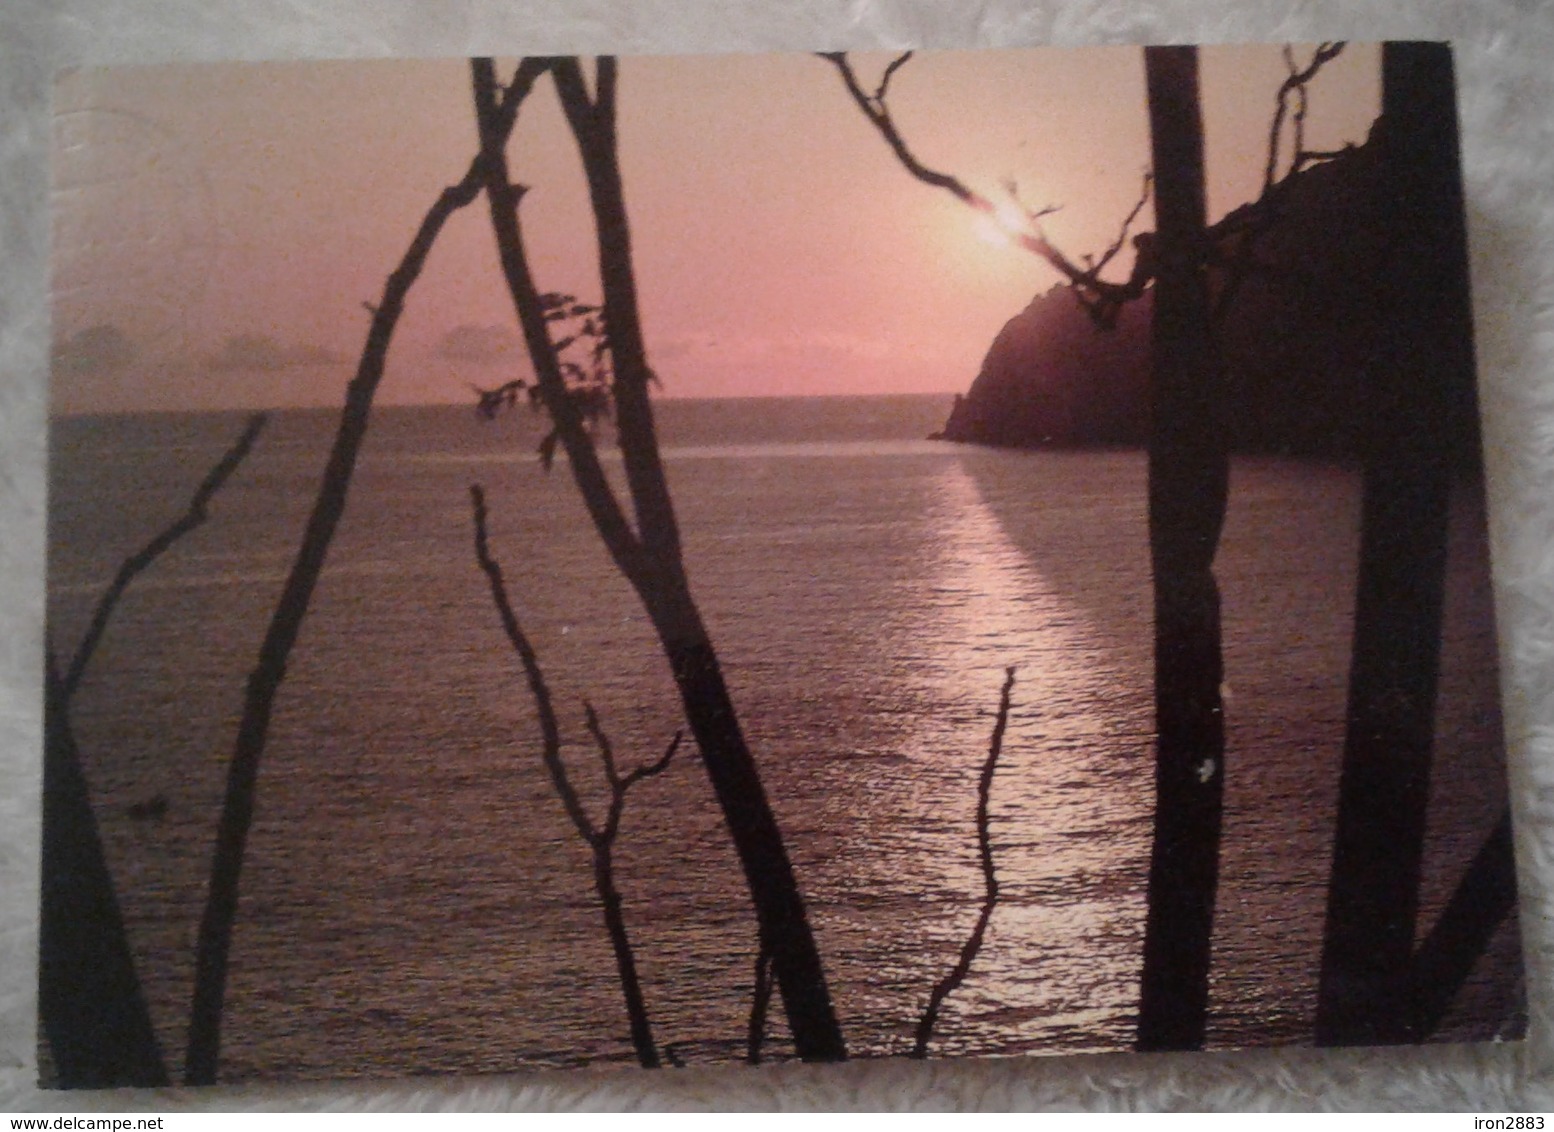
[584,699,622,788]
[818,53,1151,325]
[877,51,913,102]
[472,484,680,1069]
[911,667,1016,1058]
[1216,42,1346,324]
[825,45,1347,331]
[63,414,266,704]
[624,730,681,788]
[1086,171,1153,277]
[471,485,595,841]
[818,51,974,200]
[585,700,682,845]
[1262,43,1346,193]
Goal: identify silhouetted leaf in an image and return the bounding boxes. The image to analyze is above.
[473,379,525,421]
[538,429,559,472]
[573,385,612,425]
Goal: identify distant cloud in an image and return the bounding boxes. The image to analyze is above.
[653,330,892,364]
[209,334,346,371]
[437,324,520,364]
[53,324,135,376]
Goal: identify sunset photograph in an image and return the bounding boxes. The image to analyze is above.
[42,42,1522,1086]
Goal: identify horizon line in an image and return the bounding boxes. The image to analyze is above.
[50,388,964,420]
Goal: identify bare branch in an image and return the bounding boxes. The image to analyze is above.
[582,699,622,787]
[623,730,682,791]
[50,415,261,1074]
[1262,46,1296,193]
[1000,178,1064,230]
[819,52,1152,327]
[63,413,265,704]
[588,703,682,846]
[817,51,973,201]
[481,55,847,1060]
[1289,64,1312,182]
[1262,42,1347,193]
[471,484,665,1068]
[911,666,1015,1059]
[470,485,598,844]
[1087,171,1153,277]
[876,50,914,102]
[1217,42,1348,325]
[473,484,685,1067]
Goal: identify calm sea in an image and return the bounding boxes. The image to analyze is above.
[46,393,1519,1081]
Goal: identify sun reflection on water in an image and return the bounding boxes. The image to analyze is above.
[881,457,1152,1056]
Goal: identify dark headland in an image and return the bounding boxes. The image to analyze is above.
[934,125,1483,463]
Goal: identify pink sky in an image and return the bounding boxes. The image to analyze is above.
[50,44,1379,412]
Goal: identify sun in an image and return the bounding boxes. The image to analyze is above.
[974,213,1012,247]
[972,194,1036,248]
[919,185,1046,300]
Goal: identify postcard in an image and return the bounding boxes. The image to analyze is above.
[42,41,1523,1087]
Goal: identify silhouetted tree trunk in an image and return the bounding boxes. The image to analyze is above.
[181,63,548,1084]
[1407,810,1518,1038]
[820,47,1378,1053]
[43,412,264,1087]
[639,613,844,1061]
[1135,45,1230,1053]
[1316,42,1484,1046]
[40,654,168,1087]
[746,946,775,1064]
[472,57,846,1061]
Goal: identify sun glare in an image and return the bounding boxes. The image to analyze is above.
[993,197,1029,236]
[972,194,1036,250]
[974,213,1012,247]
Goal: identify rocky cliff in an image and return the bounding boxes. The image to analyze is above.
[936,129,1480,461]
